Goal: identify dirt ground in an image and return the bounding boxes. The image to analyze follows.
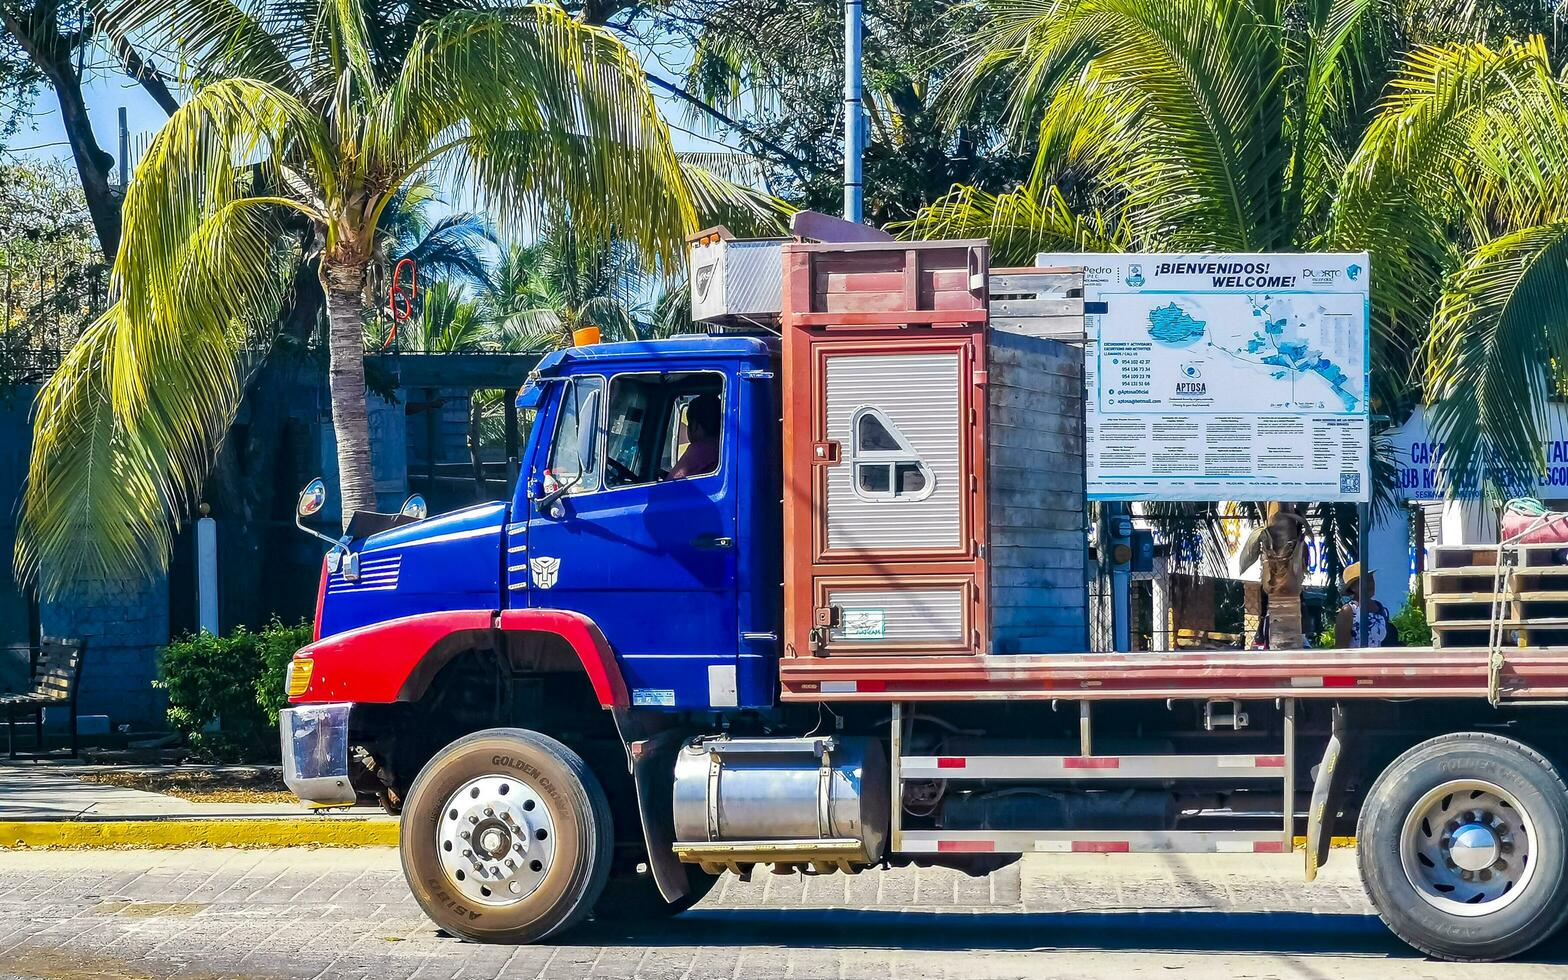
[76,767,295,804]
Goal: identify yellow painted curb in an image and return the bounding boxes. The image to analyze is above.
[0,822,1352,852]
[0,820,399,850]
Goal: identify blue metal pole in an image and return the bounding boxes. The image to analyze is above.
[844,0,864,222]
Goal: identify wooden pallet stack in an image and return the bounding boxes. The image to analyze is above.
[1425,543,1568,648]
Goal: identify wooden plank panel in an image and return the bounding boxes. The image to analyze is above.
[991,298,1082,317]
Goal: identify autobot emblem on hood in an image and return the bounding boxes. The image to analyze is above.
[529,556,561,589]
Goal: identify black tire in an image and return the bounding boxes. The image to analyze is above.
[400,728,613,944]
[598,863,718,921]
[1357,732,1568,961]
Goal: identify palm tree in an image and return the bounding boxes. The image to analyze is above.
[369,179,494,315]
[482,223,654,350]
[16,0,695,595]
[1339,36,1568,495]
[909,0,1423,647]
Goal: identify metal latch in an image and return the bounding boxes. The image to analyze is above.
[811,441,841,464]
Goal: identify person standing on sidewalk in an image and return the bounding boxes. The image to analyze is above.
[1335,561,1396,648]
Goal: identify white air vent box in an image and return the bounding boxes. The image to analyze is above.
[689,228,785,324]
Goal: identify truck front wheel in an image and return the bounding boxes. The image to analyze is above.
[400,728,613,943]
[1358,732,1568,961]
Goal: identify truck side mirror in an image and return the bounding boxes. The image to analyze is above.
[297,478,327,518]
[294,476,352,564]
[399,494,427,521]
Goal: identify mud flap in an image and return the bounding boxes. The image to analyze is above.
[625,724,692,904]
[1305,703,1350,882]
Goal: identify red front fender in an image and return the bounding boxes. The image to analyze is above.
[291,608,628,708]
[496,608,628,708]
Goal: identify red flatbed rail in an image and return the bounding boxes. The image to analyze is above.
[779,646,1568,702]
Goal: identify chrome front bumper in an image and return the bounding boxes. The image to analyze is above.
[279,703,355,807]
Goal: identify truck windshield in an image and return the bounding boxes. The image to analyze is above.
[545,376,604,494]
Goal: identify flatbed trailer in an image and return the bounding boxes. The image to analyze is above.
[279,230,1568,963]
[779,645,1568,701]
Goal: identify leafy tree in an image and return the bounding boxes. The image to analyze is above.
[0,0,180,255]
[0,158,102,385]
[16,1,697,597]
[628,0,1031,222]
[366,179,493,321]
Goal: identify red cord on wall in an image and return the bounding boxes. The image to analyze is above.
[383,258,418,350]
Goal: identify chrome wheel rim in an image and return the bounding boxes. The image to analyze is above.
[438,774,556,906]
[1400,779,1535,917]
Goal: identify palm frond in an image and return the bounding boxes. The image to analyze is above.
[379,8,695,264]
[14,314,171,596]
[897,181,1130,264]
[678,152,792,234]
[1425,222,1568,494]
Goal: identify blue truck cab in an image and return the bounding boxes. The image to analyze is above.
[507,335,782,708]
[304,333,782,713]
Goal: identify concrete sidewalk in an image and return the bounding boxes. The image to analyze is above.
[0,761,396,848]
[0,761,384,820]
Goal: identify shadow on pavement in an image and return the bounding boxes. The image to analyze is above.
[565,907,1568,962]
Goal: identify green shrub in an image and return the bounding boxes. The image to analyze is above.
[158,617,312,762]
[1391,591,1431,646]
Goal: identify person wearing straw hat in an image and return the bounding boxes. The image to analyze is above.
[1335,561,1396,648]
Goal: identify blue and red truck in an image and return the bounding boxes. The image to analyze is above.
[281,227,1568,962]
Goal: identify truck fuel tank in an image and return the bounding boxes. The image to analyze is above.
[672,735,889,874]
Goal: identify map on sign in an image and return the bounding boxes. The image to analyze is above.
[1036,252,1371,502]
[1116,292,1364,415]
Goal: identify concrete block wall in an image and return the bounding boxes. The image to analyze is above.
[39,569,170,728]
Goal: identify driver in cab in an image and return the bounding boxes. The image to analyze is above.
[667,394,720,480]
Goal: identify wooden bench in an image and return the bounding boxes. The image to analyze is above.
[1,637,85,759]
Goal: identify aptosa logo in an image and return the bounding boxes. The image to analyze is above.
[1175,381,1208,396]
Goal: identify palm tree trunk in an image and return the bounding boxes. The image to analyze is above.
[1258,503,1308,650]
[1265,587,1304,649]
[324,259,378,525]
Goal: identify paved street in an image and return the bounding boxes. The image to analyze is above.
[2,847,1567,978]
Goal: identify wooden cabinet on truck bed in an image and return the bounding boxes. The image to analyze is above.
[780,239,1088,662]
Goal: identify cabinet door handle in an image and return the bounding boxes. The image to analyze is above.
[692,534,734,550]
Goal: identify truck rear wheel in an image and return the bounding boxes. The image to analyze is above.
[1357,732,1568,961]
[400,728,613,944]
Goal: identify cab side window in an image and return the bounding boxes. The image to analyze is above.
[545,376,604,495]
[603,372,724,489]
